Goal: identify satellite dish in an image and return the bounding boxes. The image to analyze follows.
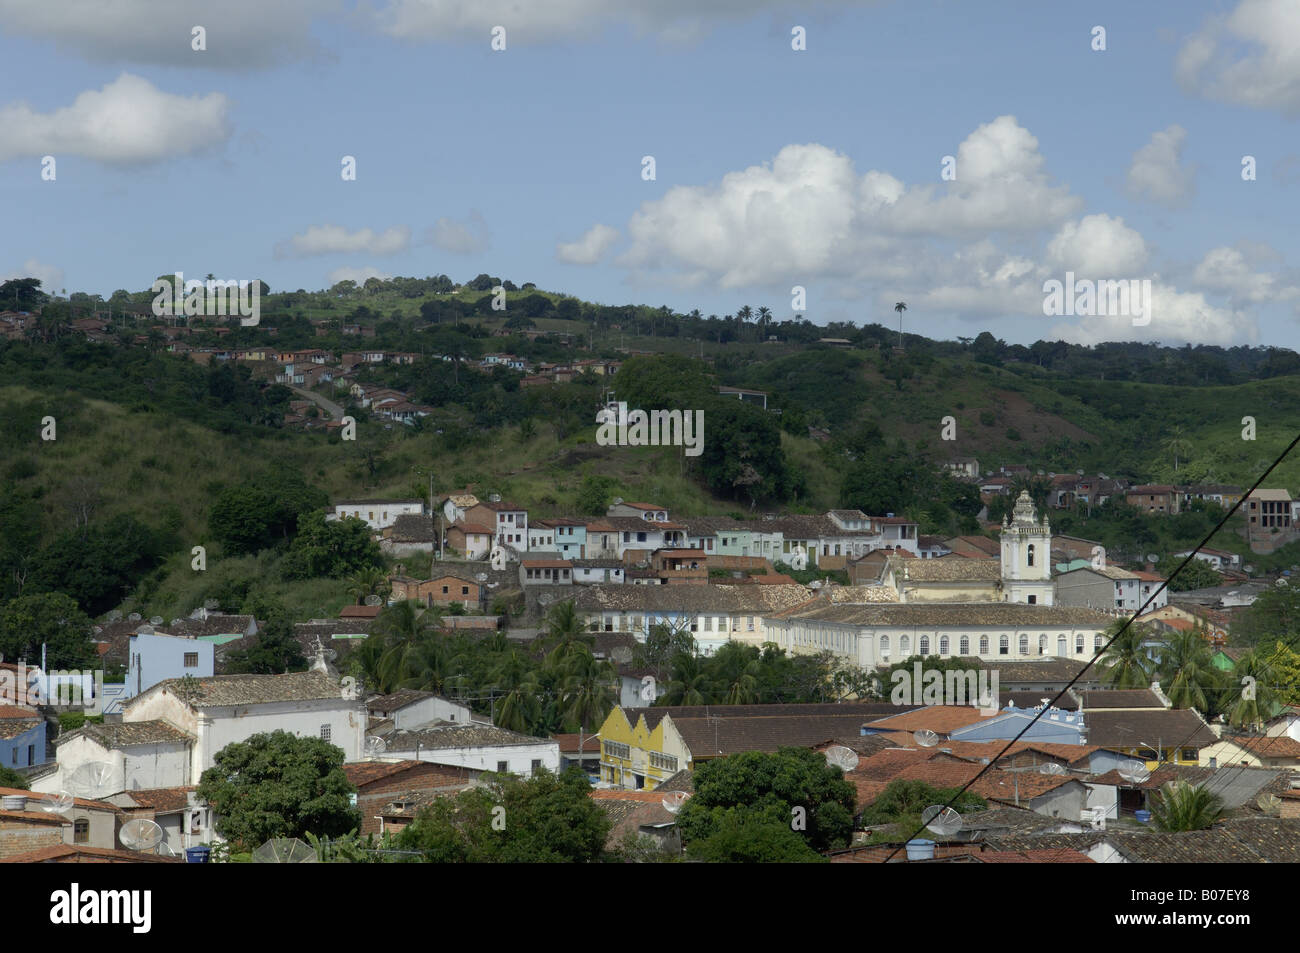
[1117,759,1151,784]
[107,610,123,622]
[68,762,116,798]
[661,791,690,815]
[40,791,75,815]
[823,745,860,772]
[138,625,154,636]
[252,838,318,863]
[204,598,220,610]
[475,573,488,583]
[128,613,142,622]
[913,729,940,748]
[1146,554,1160,563]
[922,805,962,836]
[120,818,164,852]
[365,735,387,756]
[1039,762,1067,776]
[1278,579,1289,587]
[537,593,554,607]
[1244,565,1255,574]
[156,842,179,858]
[1076,469,1084,476]
[1257,792,1282,814]
[364,595,383,607]
[149,616,164,626]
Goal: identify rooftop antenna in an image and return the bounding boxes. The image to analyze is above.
[921,804,962,837]
[251,837,318,863]
[823,745,860,773]
[1117,759,1151,784]
[365,735,388,758]
[912,729,939,748]
[1038,762,1067,776]
[119,818,164,853]
[39,791,75,815]
[661,791,690,814]
[67,761,116,799]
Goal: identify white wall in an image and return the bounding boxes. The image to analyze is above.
[389,741,560,776]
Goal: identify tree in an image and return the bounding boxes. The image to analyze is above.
[893,301,907,349]
[369,600,445,693]
[575,475,614,516]
[1156,628,1222,711]
[676,747,857,856]
[223,607,307,675]
[1166,559,1223,592]
[1097,620,1154,688]
[684,808,826,863]
[490,649,542,734]
[1232,584,1300,647]
[0,592,97,669]
[1149,780,1223,832]
[279,512,381,581]
[859,778,987,834]
[556,646,617,735]
[197,731,360,852]
[394,767,609,862]
[1163,426,1193,474]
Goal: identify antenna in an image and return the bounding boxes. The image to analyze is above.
[251,838,318,863]
[149,616,164,626]
[128,612,142,622]
[119,818,164,852]
[1117,759,1151,784]
[203,598,219,610]
[912,729,939,748]
[921,805,962,836]
[68,761,116,798]
[1145,553,1160,564]
[823,745,860,772]
[365,735,388,757]
[1038,762,1067,776]
[39,791,75,815]
[661,791,690,814]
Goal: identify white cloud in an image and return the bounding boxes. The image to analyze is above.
[0,0,340,68]
[327,265,393,286]
[1126,126,1195,206]
[1050,284,1256,347]
[1176,0,1300,115]
[1,259,64,290]
[1046,215,1149,277]
[276,225,412,258]
[557,224,620,265]
[0,73,230,164]
[427,210,490,254]
[373,0,882,43]
[1193,245,1300,304]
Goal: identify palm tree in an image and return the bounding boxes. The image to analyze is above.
[372,600,443,691]
[1163,426,1193,474]
[756,306,771,340]
[661,652,712,706]
[1156,627,1223,710]
[491,649,542,733]
[346,567,389,605]
[558,646,617,735]
[1150,780,1223,832]
[1097,620,1154,689]
[539,600,593,669]
[894,301,907,349]
[1228,649,1280,729]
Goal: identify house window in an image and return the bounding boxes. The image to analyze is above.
[531,759,542,773]
[919,636,930,655]
[1027,545,1035,567]
[442,586,449,594]
[1019,635,1029,655]
[9,748,14,764]
[939,636,949,655]
[27,744,34,765]
[979,635,989,654]
[650,752,678,772]
[461,586,469,595]
[1038,635,1047,655]
[1180,748,1197,762]
[320,725,331,741]
[1027,595,1037,605]
[1076,634,1084,654]
[1000,636,1009,655]
[497,761,509,773]
[879,636,890,660]
[74,820,89,843]
[183,652,198,667]
[604,741,630,760]
[959,637,969,654]
[1058,636,1066,656]
[900,636,910,655]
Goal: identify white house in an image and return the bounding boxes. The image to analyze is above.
[38,721,194,795]
[1172,547,1240,572]
[329,499,425,531]
[380,722,560,776]
[366,690,476,730]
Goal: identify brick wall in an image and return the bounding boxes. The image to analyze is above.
[354,763,478,836]
[0,816,67,859]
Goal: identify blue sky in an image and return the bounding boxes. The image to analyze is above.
[2,0,1299,346]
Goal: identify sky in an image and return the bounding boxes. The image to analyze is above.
[1,0,1299,348]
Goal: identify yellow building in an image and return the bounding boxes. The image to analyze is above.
[596,707,691,791]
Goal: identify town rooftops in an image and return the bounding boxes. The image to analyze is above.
[773,602,1112,627]
[336,498,424,506]
[862,705,998,735]
[366,689,452,714]
[1082,708,1217,749]
[384,721,550,750]
[132,671,349,709]
[1074,689,1164,710]
[885,556,1002,583]
[0,844,183,863]
[56,720,194,748]
[110,787,195,813]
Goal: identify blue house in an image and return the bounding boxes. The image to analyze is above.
[124,631,215,700]
[0,708,47,769]
[950,705,1087,746]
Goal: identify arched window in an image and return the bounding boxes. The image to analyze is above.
[1076,634,1084,654]
[999,635,1009,655]
[960,636,970,655]
[1019,635,1029,655]
[1058,635,1067,656]
[1038,635,1047,655]
[919,635,930,655]
[1027,544,1035,567]
[979,635,989,654]
[900,635,910,655]
[880,635,890,660]
[1094,634,1104,652]
[939,635,949,655]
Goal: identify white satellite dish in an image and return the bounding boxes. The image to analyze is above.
[120,818,164,852]
[922,805,962,836]
[1039,762,1067,776]
[1244,565,1255,574]
[40,791,75,815]
[823,745,860,772]
[1117,759,1151,784]
[364,595,383,607]
[149,616,164,626]
[913,729,939,748]
[365,735,387,756]
[660,791,690,815]
[252,838,318,863]
[128,613,142,622]
[1278,579,1289,587]
[1146,554,1160,564]
[1257,792,1281,814]
[68,761,116,798]
[156,842,179,858]
[475,573,488,583]
[203,598,220,610]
